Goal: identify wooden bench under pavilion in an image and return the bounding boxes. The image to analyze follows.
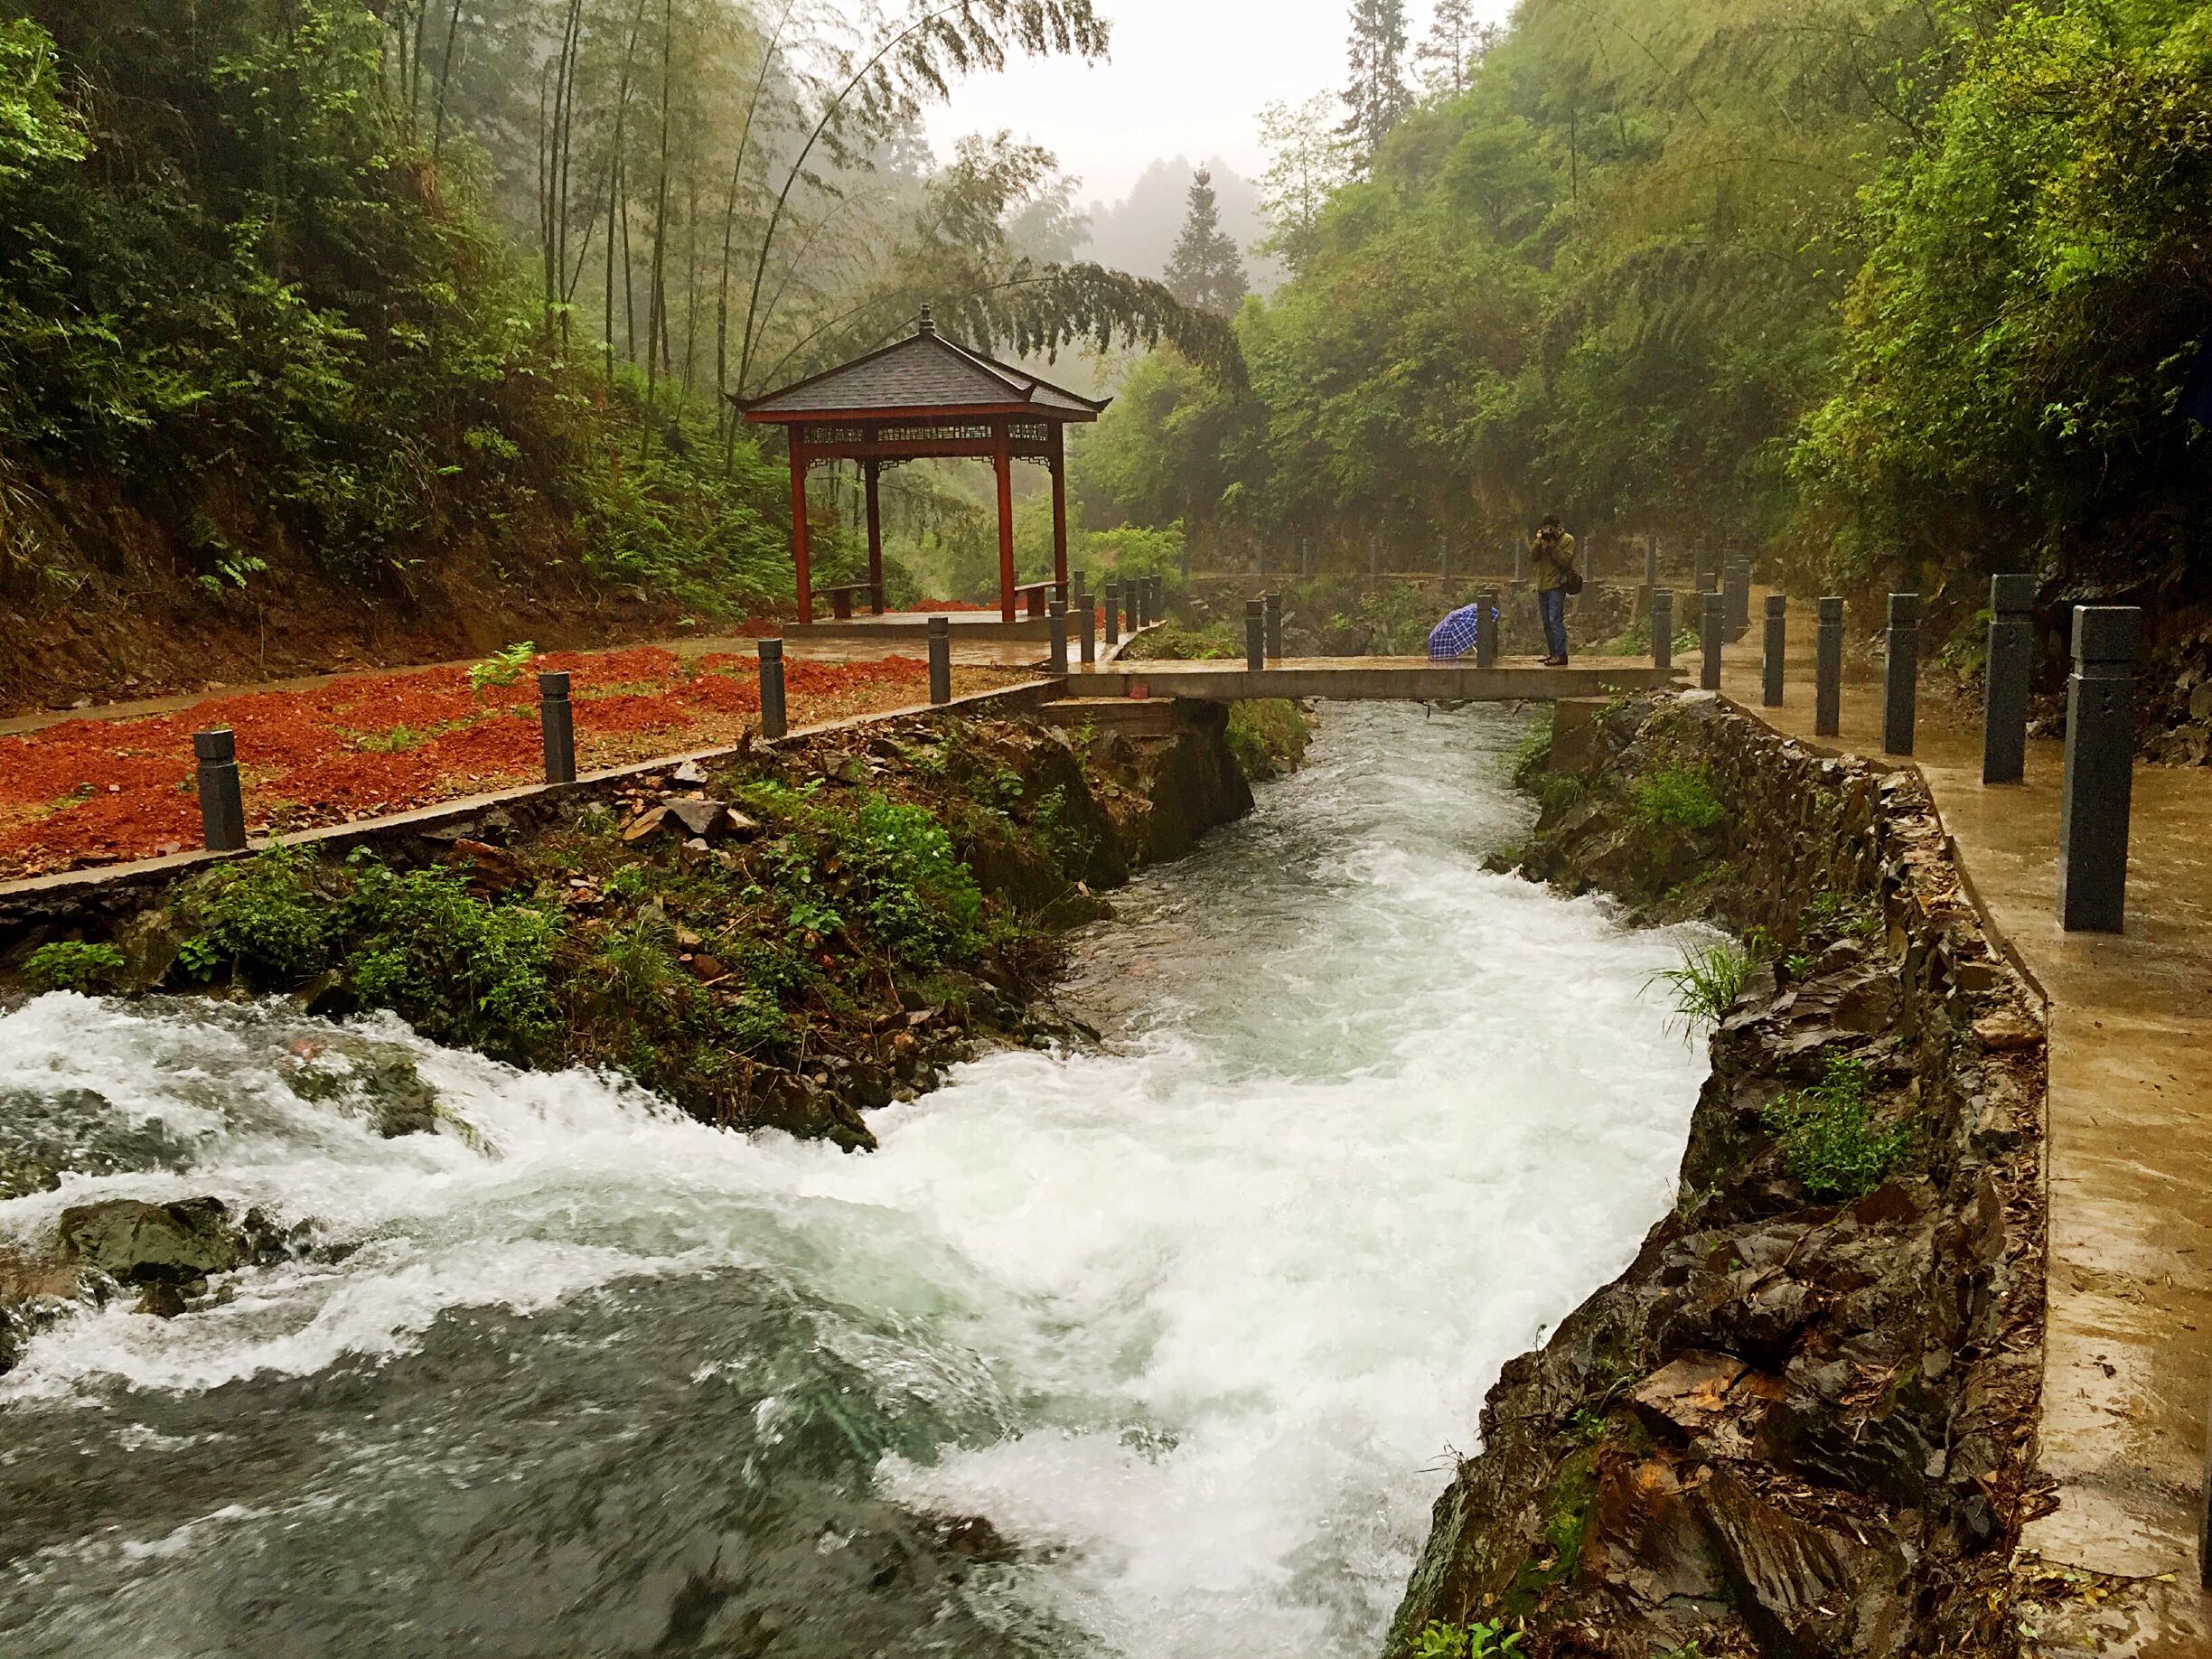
[738,307,1109,627]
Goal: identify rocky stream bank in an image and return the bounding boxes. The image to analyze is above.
[1388,691,2050,1658]
[1,699,1300,1378]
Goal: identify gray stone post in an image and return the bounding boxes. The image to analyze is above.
[193,728,247,853]
[1645,539,1659,596]
[1369,535,1381,583]
[1651,588,1673,674]
[1701,591,1725,690]
[1475,588,1500,669]
[1047,599,1068,676]
[1256,540,1266,580]
[1301,537,1312,578]
[758,638,788,739]
[1244,599,1265,672]
[1762,595,1786,708]
[538,671,576,784]
[1815,597,1844,736]
[1076,581,1096,667]
[1439,534,1451,584]
[927,615,951,705]
[1103,582,1121,647]
[1264,591,1284,661]
[1883,593,1920,755]
[2058,605,2140,933]
[1982,573,2035,784]
[1725,560,1751,641]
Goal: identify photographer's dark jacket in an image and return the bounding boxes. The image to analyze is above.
[1531,530,1579,595]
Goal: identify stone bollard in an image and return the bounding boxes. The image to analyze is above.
[1265,591,1284,661]
[1075,580,1096,667]
[1883,593,1920,755]
[1300,537,1313,578]
[193,728,247,853]
[1982,573,2035,784]
[1815,597,1844,736]
[539,671,576,784]
[1103,582,1121,647]
[1439,535,1452,585]
[1047,599,1068,677]
[2058,606,2141,933]
[1244,599,1265,672]
[1644,539,1659,598]
[758,638,788,739]
[1476,588,1500,669]
[1651,587,1673,674]
[1700,592,1725,690]
[1762,595,1787,708]
[927,615,951,705]
[1725,560,1752,642]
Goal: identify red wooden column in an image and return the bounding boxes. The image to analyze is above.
[1049,424,1070,604]
[863,457,885,614]
[787,425,814,624]
[992,418,1017,623]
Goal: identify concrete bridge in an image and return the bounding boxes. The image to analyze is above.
[1074,656,1679,703]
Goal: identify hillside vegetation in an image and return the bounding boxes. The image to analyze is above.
[1081,0,2210,633]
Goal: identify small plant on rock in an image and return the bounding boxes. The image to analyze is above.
[23,940,127,993]
[175,846,331,986]
[1650,937,1754,1038]
[1413,1618,1524,1657]
[1630,764,1727,830]
[1763,1052,1908,1199]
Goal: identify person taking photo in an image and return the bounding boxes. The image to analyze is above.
[1531,515,1579,665]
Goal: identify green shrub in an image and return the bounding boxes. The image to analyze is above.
[175,847,331,986]
[468,642,536,696]
[1649,937,1754,1037]
[1631,764,1727,830]
[23,940,126,992]
[838,792,982,967]
[1535,772,1584,816]
[1225,698,1311,780]
[1512,711,1554,786]
[342,858,564,1056]
[1764,1053,1908,1199]
[1414,1620,1524,1658]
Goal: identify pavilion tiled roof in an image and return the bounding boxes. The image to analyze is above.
[739,311,1109,423]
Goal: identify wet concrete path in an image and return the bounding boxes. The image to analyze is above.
[1707,597,2212,1652]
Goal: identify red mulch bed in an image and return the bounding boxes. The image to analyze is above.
[0,649,953,878]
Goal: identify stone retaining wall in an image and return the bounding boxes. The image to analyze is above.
[1387,690,2048,1657]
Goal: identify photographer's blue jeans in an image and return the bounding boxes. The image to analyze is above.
[1539,587,1569,661]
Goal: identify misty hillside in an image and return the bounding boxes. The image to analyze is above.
[1083,156,1280,296]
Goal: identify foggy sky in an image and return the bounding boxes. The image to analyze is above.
[923,0,1514,211]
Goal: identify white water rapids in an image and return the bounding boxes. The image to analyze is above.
[0,703,1708,1658]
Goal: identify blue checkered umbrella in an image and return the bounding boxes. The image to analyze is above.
[1427,602,1484,661]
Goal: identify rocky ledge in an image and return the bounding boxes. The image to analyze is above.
[1388,692,2048,1658]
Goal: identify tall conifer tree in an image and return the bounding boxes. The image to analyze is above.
[1340,0,1411,169]
[1163,169,1249,315]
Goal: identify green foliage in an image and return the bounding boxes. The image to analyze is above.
[1809,887,1883,941]
[1413,1621,1523,1659]
[468,642,536,696]
[1798,0,2212,580]
[1630,765,1726,831]
[745,783,983,970]
[22,939,125,992]
[342,858,563,1058]
[1534,772,1583,816]
[1224,698,1312,781]
[1651,937,1755,1038]
[1511,711,1554,786]
[176,847,331,987]
[1763,1052,1908,1199]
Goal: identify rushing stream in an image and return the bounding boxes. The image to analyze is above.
[0,704,1708,1658]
